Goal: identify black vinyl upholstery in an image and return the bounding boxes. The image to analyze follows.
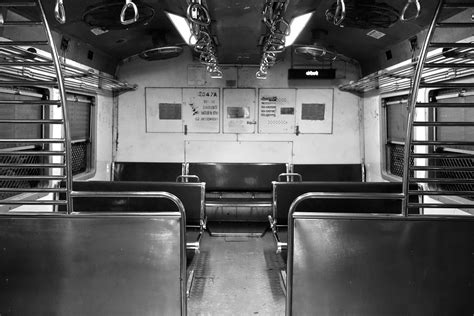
[113,162,183,182]
[292,164,363,182]
[274,182,420,225]
[59,180,204,226]
[188,163,287,192]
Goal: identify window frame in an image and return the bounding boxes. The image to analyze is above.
[63,90,97,180]
[380,92,411,182]
[425,88,474,207]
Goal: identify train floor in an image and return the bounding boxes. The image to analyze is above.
[188,225,286,316]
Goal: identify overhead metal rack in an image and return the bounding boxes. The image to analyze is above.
[339,45,474,94]
[0,45,137,95]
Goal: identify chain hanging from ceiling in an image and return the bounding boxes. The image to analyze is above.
[256,0,290,79]
[186,0,222,78]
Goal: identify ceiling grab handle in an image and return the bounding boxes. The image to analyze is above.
[187,2,211,26]
[120,0,139,26]
[400,0,421,22]
[54,0,66,24]
[333,0,346,26]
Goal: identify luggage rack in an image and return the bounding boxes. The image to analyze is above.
[0,45,136,95]
[339,45,474,95]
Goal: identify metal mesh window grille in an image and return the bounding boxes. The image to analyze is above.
[71,142,89,175]
[387,143,414,178]
[0,153,41,200]
[434,149,474,200]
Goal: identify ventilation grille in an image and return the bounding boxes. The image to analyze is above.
[71,142,88,175]
[388,143,413,178]
[138,46,183,61]
[0,153,41,200]
[435,149,474,200]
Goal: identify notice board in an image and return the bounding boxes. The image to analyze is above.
[182,88,220,133]
[145,88,182,133]
[223,88,256,134]
[258,88,296,134]
[296,88,334,134]
[145,87,220,133]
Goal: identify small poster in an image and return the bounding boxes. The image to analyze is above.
[145,88,183,133]
[258,89,296,134]
[182,88,220,133]
[296,89,334,134]
[223,88,256,134]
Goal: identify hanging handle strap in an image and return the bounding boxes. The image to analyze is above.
[54,0,66,24]
[401,0,421,22]
[333,0,346,26]
[120,0,139,25]
[187,2,211,26]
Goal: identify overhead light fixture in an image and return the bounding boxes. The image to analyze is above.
[285,12,314,47]
[165,11,197,45]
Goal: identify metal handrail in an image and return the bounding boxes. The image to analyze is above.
[176,174,201,183]
[278,173,303,182]
[401,0,444,216]
[37,0,73,214]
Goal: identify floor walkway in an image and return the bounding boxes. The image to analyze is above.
[188,232,286,316]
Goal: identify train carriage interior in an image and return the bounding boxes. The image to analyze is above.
[0,0,473,315]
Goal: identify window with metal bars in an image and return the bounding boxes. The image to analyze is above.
[67,93,93,176]
[0,89,46,199]
[382,95,413,179]
[429,89,474,200]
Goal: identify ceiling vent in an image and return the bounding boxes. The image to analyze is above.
[293,29,349,63]
[138,46,184,61]
[138,33,184,61]
[325,0,399,29]
[83,2,155,30]
[294,45,339,63]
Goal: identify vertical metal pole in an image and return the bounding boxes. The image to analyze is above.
[402,0,444,216]
[37,0,73,213]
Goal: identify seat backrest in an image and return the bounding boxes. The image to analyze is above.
[288,214,474,315]
[188,163,287,192]
[59,181,204,226]
[0,212,185,315]
[292,164,363,182]
[274,181,420,225]
[113,162,184,182]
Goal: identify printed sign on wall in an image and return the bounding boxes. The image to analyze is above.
[145,88,183,133]
[182,88,220,133]
[258,89,296,134]
[223,88,256,134]
[296,89,334,134]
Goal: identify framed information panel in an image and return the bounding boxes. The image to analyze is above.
[182,88,220,133]
[258,88,296,134]
[296,89,334,134]
[145,87,220,133]
[223,88,256,134]
[145,88,183,133]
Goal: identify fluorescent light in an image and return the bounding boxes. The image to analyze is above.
[285,12,314,47]
[165,12,197,45]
